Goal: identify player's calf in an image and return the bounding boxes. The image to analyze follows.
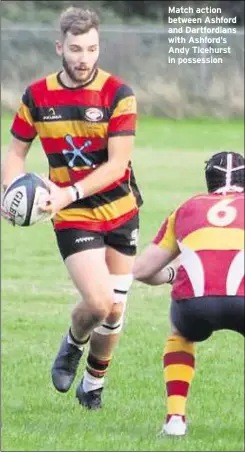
[161,334,195,434]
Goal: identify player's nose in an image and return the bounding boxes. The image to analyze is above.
[78,52,89,65]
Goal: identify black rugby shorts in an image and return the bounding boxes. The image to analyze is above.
[170,296,245,342]
[55,214,139,260]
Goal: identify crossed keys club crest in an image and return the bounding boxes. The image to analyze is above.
[62,135,95,168]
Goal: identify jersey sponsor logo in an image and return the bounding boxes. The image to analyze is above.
[62,135,94,169]
[84,107,103,122]
[43,107,62,121]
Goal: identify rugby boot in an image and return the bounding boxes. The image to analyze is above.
[76,379,103,410]
[159,415,187,436]
[51,335,84,393]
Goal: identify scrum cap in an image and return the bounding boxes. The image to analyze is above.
[205,151,244,193]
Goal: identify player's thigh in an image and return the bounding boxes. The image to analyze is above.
[105,247,135,274]
[104,216,139,319]
[105,214,139,274]
[55,228,114,306]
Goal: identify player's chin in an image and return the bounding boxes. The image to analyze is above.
[74,70,91,82]
[79,75,90,83]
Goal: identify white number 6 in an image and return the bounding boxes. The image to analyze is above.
[207,199,237,227]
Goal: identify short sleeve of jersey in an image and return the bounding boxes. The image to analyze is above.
[107,84,137,137]
[11,87,37,142]
[153,210,179,254]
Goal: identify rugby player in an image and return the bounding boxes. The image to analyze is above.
[133,151,244,436]
[2,7,144,410]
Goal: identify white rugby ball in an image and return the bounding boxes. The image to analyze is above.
[2,173,51,227]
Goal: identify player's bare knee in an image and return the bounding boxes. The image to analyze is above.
[87,293,114,321]
[71,295,113,325]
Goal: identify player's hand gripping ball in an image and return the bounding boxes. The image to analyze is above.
[1,173,53,226]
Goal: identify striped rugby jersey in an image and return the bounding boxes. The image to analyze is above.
[11,68,143,231]
[153,192,244,299]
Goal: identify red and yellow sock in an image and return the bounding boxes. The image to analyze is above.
[86,352,111,379]
[163,335,195,422]
[82,353,112,392]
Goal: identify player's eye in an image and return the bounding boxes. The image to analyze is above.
[69,46,81,52]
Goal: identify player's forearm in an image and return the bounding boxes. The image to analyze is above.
[2,151,26,188]
[134,266,175,286]
[74,160,125,199]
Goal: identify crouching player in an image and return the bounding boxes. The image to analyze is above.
[133,151,244,436]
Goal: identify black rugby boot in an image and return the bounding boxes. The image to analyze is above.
[76,379,103,410]
[51,335,84,393]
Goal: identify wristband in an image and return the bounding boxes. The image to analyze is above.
[166,266,176,284]
[74,183,84,200]
[67,185,80,202]
[67,184,85,202]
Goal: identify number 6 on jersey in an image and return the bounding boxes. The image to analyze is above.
[207,198,237,227]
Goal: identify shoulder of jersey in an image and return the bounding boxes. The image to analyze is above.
[178,192,209,209]
[27,73,56,93]
[31,74,52,87]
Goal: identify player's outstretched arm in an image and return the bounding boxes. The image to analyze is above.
[133,243,179,285]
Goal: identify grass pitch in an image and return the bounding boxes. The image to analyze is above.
[1,114,244,451]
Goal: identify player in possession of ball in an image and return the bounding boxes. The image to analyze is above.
[1,6,149,410]
[133,151,244,436]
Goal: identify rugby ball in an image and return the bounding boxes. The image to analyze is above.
[2,173,51,227]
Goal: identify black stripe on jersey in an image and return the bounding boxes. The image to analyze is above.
[22,87,38,124]
[67,181,130,209]
[47,148,108,168]
[22,87,36,111]
[31,105,111,123]
[130,167,144,207]
[110,84,134,113]
[11,130,35,143]
[108,130,135,137]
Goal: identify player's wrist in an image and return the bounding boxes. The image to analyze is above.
[74,182,84,199]
[67,183,85,202]
[165,265,176,284]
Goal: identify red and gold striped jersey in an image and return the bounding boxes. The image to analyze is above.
[11,68,143,231]
[153,192,244,299]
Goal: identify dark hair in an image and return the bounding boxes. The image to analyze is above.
[59,6,100,36]
[205,151,245,193]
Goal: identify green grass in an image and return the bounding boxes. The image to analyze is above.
[1,114,244,451]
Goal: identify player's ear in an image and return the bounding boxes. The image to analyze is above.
[55,40,63,57]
